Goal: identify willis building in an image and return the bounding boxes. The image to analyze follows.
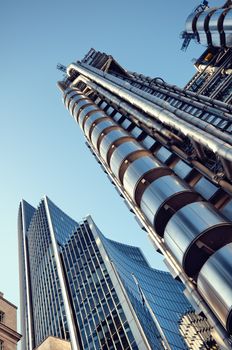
[57,1,232,349]
[17,197,209,350]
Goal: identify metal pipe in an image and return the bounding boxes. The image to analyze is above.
[67,63,232,162]
[149,82,232,123]
[85,64,232,144]
[91,62,232,113]
[210,74,232,99]
[158,77,232,112]
[79,76,182,142]
[127,71,232,122]
[71,76,232,195]
[197,53,232,95]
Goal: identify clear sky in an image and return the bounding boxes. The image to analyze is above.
[0,0,223,328]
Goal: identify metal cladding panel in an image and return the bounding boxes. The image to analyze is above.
[197,243,232,332]
[110,141,143,180]
[78,105,98,129]
[221,200,232,221]
[91,119,116,149]
[83,111,106,139]
[186,12,198,33]
[73,104,84,122]
[72,99,91,122]
[123,156,163,200]
[62,87,73,101]
[211,33,222,47]
[196,10,210,31]
[68,94,85,114]
[164,202,232,277]
[64,90,79,108]
[74,98,90,110]
[99,129,128,162]
[198,33,209,46]
[209,9,225,47]
[196,10,212,46]
[140,175,196,236]
[209,9,224,31]
[224,9,232,46]
[223,9,232,31]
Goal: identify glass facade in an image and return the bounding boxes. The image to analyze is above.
[18,198,78,349]
[98,231,191,349]
[61,220,139,350]
[19,197,204,350]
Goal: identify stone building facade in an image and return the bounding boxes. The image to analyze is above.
[35,336,71,350]
[0,292,21,350]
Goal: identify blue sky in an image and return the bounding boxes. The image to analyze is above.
[0,0,222,320]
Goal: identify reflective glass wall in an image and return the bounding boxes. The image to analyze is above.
[19,198,215,350]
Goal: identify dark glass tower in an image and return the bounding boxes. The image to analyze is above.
[18,197,79,350]
[18,197,210,350]
[57,3,232,349]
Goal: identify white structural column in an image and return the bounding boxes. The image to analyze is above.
[44,196,81,350]
[21,201,34,350]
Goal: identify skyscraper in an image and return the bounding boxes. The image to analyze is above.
[18,197,78,350]
[57,2,232,348]
[18,197,210,350]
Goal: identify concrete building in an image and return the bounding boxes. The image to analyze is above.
[179,311,219,350]
[0,292,21,350]
[35,336,71,350]
[57,2,232,349]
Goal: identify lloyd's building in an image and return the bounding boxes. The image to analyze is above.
[57,1,232,349]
